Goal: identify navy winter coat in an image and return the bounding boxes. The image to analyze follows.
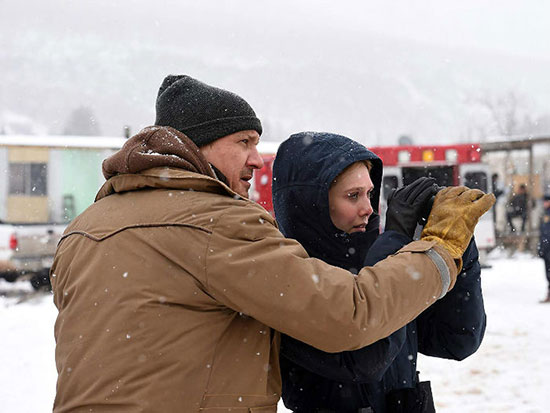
[272,132,486,412]
[362,232,485,412]
[272,132,406,412]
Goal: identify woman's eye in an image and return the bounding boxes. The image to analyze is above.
[367,191,373,199]
[347,192,359,200]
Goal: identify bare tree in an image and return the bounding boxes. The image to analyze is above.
[478,90,523,136]
[463,89,536,140]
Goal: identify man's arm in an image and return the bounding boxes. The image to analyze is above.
[204,204,457,353]
[275,230,415,383]
[366,230,487,361]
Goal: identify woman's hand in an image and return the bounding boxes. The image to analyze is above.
[385,177,439,237]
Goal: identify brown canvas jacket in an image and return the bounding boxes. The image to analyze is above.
[51,127,458,412]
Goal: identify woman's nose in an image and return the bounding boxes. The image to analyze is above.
[359,198,373,217]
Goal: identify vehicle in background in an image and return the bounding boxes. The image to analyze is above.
[251,142,495,263]
[249,142,279,214]
[0,134,123,290]
[369,143,495,257]
[0,222,66,289]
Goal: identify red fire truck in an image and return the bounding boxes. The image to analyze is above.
[251,142,495,251]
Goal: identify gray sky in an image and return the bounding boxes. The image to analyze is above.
[302,0,550,60]
[2,0,550,142]
[4,0,549,59]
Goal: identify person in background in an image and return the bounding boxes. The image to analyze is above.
[506,183,529,233]
[273,132,487,412]
[538,194,550,303]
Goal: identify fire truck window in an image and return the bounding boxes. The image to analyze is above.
[402,166,454,187]
[464,172,488,192]
[383,176,399,200]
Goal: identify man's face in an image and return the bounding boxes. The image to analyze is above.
[200,130,264,198]
[328,162,374,234]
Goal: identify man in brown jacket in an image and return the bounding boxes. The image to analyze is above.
[51,75,494,412]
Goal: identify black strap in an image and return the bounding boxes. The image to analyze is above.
[386,381,435,413]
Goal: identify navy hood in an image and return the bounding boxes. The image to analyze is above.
[272,132,383,272]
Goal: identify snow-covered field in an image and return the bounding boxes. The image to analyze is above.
[1,251,549,412]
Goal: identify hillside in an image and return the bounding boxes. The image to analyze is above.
[2,0,550,145]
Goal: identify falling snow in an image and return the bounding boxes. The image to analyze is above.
[0,252,549,412]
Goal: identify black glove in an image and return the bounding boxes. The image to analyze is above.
[385,177,439,238]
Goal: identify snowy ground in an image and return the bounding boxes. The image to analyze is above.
[1,251,549,412]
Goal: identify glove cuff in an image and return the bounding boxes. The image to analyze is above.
[421,235,463,271]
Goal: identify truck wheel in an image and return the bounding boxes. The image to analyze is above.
[30,272,52,291]
[2,272,18,283]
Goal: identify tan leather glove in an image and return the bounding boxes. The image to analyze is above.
[421,186,496,270]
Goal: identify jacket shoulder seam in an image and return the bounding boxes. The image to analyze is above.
[60,222,212,243]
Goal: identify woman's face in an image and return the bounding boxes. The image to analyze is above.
[328,162,374,234]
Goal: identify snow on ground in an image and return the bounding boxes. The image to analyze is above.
[1,252,549,412]
[0,282,58,412]
[418,250,550,413]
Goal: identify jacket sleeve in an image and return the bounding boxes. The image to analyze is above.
[363,230,413,266]
[280,327,406,383]
[416,238,487,360]
[204,204,458,353]
[278,229,409,383]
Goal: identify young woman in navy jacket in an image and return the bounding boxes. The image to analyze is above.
[272,132,485,412]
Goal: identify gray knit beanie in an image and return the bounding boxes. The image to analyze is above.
[154,75,262,147]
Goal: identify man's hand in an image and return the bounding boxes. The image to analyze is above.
[421,186,496,269]
[385,177,439,238]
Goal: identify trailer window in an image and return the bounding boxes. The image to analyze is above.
[464,172,487,192]
[8,163,48,196]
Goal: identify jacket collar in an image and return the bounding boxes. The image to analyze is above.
[102,125,216,180]
[98,125,244,202]
[95,167,242,202]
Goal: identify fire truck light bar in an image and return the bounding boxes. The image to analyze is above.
[445,149,458,162]
[397,150,411,163]
[422,150,435,162]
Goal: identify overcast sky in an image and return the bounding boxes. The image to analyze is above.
[2,0,549,141]
[302,0,550,60]
[4,0,549,60]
